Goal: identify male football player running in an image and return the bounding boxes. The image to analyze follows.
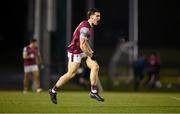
[49,8,104,104]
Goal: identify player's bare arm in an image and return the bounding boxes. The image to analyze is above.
[79,27,94,57]
[80,36,93,57]
[23,48,31,59]
[36,52,42,64]
[23,51,28,59]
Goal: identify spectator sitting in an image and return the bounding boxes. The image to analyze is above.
[133,54,146,90]
[145,52,162,88]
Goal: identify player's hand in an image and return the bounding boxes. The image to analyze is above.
[91,52,98,61]
[29,54,35,58]
[39,64,45,70]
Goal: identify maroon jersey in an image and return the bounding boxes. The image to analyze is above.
[23,46,39,66]
[67,20,92,54]
[148,54,160,66]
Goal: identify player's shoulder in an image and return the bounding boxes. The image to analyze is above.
[80,20,88,24]
[79,20,90,28]
[23,46,29,51]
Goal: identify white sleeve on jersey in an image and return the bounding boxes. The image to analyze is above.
[80,27,89,40]
[23,47,27,54]
[23,47,27,52]
[23,47,28,59]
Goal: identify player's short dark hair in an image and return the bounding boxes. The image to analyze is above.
[87,8,100,19]
[30,38,37,43]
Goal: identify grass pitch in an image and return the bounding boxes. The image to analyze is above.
[0,91,180,113]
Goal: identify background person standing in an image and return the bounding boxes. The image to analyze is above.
[22,38,42,93]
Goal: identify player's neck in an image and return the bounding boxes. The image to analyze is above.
[29,44,35,48]
[88,19,93,28]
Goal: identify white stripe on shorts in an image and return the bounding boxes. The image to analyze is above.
[67,52,86,63]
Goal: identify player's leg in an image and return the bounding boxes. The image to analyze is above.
[55,61,80,88]
[23,72,29,93]
[86,57,104,102]
[49,61,80,104]
[86,57,99,89]
[32,67,42,93]
[154,70,162,88]
[23,66,30,94]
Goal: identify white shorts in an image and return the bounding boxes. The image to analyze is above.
[68,52,87,63]
[24,65,39,73]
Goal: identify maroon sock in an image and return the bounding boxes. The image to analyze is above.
[91,85,98,93]
[52,86,58,91]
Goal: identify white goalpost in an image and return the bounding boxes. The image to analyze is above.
[109,0,138,86]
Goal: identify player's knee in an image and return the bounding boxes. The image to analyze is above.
[33,71,39,76]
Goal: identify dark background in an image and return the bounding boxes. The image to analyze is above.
[0,0,179,89]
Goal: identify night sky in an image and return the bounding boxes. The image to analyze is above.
[94,0,179,47]
[0,0,27,47]
[0,0,179,67]
[0,0,28,67]
[139,0,179,47]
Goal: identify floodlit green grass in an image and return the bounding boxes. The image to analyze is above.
[1,91,180,113]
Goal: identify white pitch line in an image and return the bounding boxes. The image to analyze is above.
[170,96,180,101]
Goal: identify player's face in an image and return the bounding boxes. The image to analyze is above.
[31,42,38,48]
[91,12,101,26]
